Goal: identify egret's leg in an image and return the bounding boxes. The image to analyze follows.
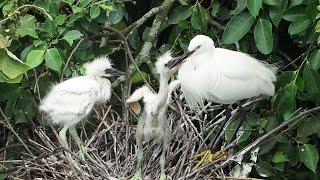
[228,101,246,144]
[190,105,231,169]
[68,125,102,167]
[131,133,144,180]
[212,105,231,148]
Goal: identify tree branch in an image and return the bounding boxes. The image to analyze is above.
[112,0,175,87]
[181,106,320,178]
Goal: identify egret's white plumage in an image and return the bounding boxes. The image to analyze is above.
[177,35,277,109]
[39,56,125,168]
[169,35,277,169]
[127,52,180,180]
[40,57,113,126]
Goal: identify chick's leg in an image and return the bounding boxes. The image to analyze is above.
[59,124,82,171]
[68,125,102,167]
[131,132,144,180]
[160,126,170,180]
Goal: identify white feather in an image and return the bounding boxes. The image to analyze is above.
[178,35,277,109]
[40,56,113,126]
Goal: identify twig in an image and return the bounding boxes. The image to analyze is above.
[112,0,175,87]
[183,106,320,178]
[0,108,33,156]
[0,4,52,25]
[60,38,84,81]
[101,25,154,92]
[124,6,162,35]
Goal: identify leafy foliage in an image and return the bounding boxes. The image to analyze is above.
[0,0,320,179]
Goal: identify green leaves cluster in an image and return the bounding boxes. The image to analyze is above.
[0,0,125,124]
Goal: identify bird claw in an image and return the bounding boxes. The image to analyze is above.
[189,146,227,170]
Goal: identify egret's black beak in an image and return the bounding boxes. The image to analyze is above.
[105,68,127,76]
[169,50,195,69]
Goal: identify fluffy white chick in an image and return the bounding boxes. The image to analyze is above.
[39,56,126,166]
[126,52,181,180]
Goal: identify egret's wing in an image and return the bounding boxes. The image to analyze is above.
[168,80,181,94]
[126,86,154,115]
[204,48,277,103]
[40,77,100,116]
[215,48,276,82]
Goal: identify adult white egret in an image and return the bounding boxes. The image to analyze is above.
[126,52,181,180]
[169,35,277,168]
[39,56,126,167]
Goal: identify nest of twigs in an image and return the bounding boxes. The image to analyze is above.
[1,89,267,180]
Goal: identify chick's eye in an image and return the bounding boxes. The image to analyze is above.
[197,45,201,49]
[165,63,168,67]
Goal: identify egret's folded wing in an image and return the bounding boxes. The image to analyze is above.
[126,86,154,115]
[168,80,180,94]
[166,80,180,103]
[216,48,276,81]
[40,77,100,115]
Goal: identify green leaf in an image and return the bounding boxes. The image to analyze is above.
[269,0,287,27]
[17,14,37,29]
[26,50,45,68]
[226,120,252,143]
[254,19,273,54]
[16,28,39,39]
[79,0,91,8]
[230,0,246,15]
[290,0,304,7]
[263,0,281,6]
[275,71,294,91]
[272,151,289,163]
[90,4,101,19]
[211,0,220,16]
[0,49,29,81]
[299,144,319,172]
[247,0,262,17]
[71,5,83,13]
[45,48,63,72]
[63,30,83,46]
[288,18,311,35]
[303,61,320,104]
[63,0,75,5]
[99,4,113,10]
[54,15,66,26]
[191,8,201,31]
[131,71,148,84]
[109,4,124,24]
[222,12,255,44]
[283,6,306,22]
[309,49,320,70]
[297,115,320,137]
[255,162,275,177]
[168,5,192,24]
[283,83,297,120]
[128,29,140,50]
[306,2,318,22]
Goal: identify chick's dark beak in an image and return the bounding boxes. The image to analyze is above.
[169,50,194,69]
[105,68,127,76]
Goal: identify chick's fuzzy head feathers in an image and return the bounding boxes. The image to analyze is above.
[85,56,112,76]
[155,51,174,75]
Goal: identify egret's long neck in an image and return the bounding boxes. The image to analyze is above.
[157,75,170,110]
